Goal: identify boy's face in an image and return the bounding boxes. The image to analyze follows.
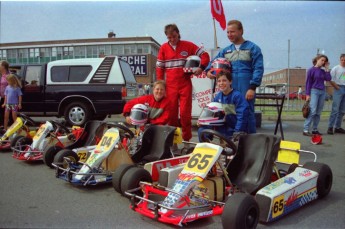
[153,84,165,101]
[217,75,231,92]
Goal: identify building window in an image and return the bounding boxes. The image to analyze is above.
[75,46,86,57]
[137,44,143,54]
[40,48,50,57]
[57,47,63,58]
[52,47,57,57]
[51,65,92,82]
[7,49,17,59]
[18,49,28,58]
[105,45,111,55]
[124,45,136,54]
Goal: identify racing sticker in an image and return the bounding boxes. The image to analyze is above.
[183,147,218,175]
[95,130,119,152]
[272,195,284,218]
[33,124,47,140]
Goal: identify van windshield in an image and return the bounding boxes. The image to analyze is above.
[119,59,136,84]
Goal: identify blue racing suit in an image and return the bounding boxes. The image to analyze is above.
[198,89,249,141]
[205,40,264,133]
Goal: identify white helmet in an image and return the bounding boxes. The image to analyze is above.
[198,102,225,126]
[130,104,149,126]
[183,55,201,73]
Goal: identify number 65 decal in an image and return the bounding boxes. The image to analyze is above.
[184,147,217,174]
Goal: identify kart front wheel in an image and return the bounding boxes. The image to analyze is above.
[54,149,79,169]
[12,136,32,151]
[120,167,152,196]
[112,164,135,194]
[222,193,259,229]
[43,146,63,168]
[303,162,333,199]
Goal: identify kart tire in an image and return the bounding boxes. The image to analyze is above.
[12,136,32,151]
[303,162,333,199]
[112,164,135,194]
[120,167,152,196]
[221,193,259,229]
[43,146,63,168]
[64,101,92,127]
[287,163,299,174]
[54,149,79,168]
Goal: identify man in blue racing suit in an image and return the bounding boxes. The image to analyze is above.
[205,20,264,133]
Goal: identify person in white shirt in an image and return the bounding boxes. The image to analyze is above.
[327,54,345,134]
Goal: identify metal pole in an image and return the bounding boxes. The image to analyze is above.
[213,18,218,49]
[287,39,290,110]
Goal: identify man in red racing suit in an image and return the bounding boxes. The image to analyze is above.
[156,24,210,141]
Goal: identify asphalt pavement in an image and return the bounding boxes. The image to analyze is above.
[0,117,344,229]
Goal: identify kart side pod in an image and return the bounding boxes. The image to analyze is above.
[256,163,332,223]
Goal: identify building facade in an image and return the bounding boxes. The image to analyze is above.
[0,36,160,84]
[261,68,334,96]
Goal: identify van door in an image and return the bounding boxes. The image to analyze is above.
[22,65,45,114]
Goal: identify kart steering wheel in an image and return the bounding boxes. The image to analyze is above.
[18,113,36,126]
[50,120,71,135]
[200,129,237,156]
[107,122,135,139]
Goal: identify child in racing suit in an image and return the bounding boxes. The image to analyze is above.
[198,70,249,141]
[123,80,171,125]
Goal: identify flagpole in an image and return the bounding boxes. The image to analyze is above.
[213,18,218,49]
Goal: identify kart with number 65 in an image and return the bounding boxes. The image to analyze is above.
[125,129,332,229]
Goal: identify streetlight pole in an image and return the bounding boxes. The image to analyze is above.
[287,39,290,110]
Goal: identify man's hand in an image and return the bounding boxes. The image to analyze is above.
[246,89,255,100]
[306,95,311,101]
[206,71,216,79]
[18,104,22,110]
[193,67,203,76]
[125,116,132,125]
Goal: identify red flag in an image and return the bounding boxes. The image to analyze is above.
[210,0,226,30]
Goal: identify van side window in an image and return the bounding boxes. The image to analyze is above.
[25,66,42,86]
[51,66,92,82]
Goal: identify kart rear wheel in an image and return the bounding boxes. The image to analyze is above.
[222,193,259,229]
[54,149,79,169]
[12,136,32,151]
[120,167,152,196]
[43,146,63,168]
[112,164,135,194]
[303,162,333,199]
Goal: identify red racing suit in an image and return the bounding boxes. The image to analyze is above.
[123,95,171,125]
[156,40,210,140]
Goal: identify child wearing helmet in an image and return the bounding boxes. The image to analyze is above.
[198,70,249,141]
[123,80,171,125]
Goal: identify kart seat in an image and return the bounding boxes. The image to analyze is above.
[66,121,107,149]
[131,125,176,163]
[227,133,281,195]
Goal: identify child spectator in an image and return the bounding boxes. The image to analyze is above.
[198,70,249,140]
[2,74,23,130]
[123,80,171,125]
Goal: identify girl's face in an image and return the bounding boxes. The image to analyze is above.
[153,84,165,101]
[217,75,231,92]
[316,57,327,67]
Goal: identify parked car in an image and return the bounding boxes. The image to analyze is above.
[288,91,306,100]
[10,56,137,126]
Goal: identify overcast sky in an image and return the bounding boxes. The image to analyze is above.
[0,0,344,73]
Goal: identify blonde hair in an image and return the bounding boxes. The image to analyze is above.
[153,80,166,89]
[7,74,22,88]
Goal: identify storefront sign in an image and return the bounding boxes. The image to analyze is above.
[120,55,147,75]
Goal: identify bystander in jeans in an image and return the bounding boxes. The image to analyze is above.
[303,55,332,136]
[327,54,345,134]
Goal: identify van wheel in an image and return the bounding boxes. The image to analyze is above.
[64,102,92,126]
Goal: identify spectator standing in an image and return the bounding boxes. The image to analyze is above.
[156,24,210,141]
[327,54,345,134]
[298,86,303,99]
[205,20,264,134]
[2,74,22,130]
[138,84,145,96]
[145,84,151,95]
[303,55,332,136]
[0,61,10,126]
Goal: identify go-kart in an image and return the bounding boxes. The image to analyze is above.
[0,113,37,151]
[53,124,182,186]
[125,130,333,228]
[44,120,107,168]
[12,120,82,161]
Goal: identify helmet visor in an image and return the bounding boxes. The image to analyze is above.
[185,59,200,68]
[212,62,231,71]
[130,110,148,121]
